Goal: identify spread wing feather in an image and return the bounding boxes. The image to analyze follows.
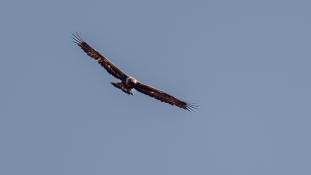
[134,82,196,111]
[73,33,128,81]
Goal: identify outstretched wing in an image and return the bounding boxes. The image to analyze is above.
[73,33,128,81]
[134,82,196,111]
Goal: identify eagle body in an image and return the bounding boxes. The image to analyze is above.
[73,33,196,111]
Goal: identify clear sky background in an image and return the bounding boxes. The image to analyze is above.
[1,0,310,174]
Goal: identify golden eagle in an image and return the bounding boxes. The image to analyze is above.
[73,33,196,111]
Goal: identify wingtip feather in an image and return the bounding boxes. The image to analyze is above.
[184,103,198,111]
[72,32,84,45]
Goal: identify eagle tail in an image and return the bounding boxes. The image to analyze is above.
[111,82,133,95]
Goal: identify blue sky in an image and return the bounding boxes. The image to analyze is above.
[1,0,310,174]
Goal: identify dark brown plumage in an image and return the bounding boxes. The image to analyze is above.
[134,82,196,111]
[73,33,196,111]
[73,34,127,81]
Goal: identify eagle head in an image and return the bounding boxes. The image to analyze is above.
[126,76,138,85]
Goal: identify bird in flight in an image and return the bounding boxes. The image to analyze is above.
[73,33,196,111]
